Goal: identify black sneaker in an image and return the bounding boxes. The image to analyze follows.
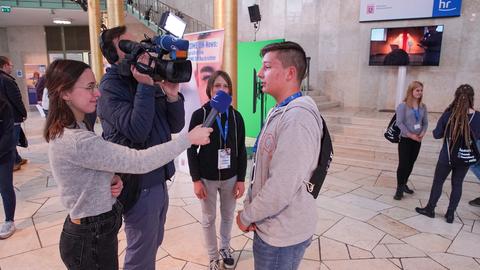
[469,197,480,207]
[219,248,234,269]
[404,185,414,194]
[208,259,220,270]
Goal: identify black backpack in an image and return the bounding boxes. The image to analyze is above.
[384,113,401,143]
[446,113,480,166]
[306,116,333,199]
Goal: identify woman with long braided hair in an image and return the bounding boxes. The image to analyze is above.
[416,84,480,223]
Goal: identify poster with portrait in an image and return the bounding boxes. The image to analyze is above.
[175,29,224,173]
[24,64,46,105]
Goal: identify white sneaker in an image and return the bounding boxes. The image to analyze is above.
[0,221,15,239]
[208,259,220,270]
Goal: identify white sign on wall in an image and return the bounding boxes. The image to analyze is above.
[359,0,462,22]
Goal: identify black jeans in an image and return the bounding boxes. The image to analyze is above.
[59,202,123,270]
[427,161,469,212]
[397,137,421,190]
[0,151,15,221]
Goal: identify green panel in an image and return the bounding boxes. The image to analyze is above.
[237,39,284,138]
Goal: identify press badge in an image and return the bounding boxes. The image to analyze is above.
[414,124,421,130]
[218,148,231,169]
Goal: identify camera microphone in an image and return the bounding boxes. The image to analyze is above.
[202,91,232,128]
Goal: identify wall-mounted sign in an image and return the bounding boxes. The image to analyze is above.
[1,6,11,13]
[360,0,462,22]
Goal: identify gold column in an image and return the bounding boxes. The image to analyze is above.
[107,0,125,27]
[214,0,237,108]
[88,0,104,80]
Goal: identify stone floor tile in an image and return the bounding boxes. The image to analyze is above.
[389,258,402,268]
[346,166,381,177]
[0,245,64,270]
[376,195,422,211]
[327,163,349,174]
[385,243,426,258]
[368,214,418,239]
[362,186,397,197]
[323,259,400,270]
[154,255,187,269]
[183,262,207,270]
[299,259,321,269]
[155,247,168,261]
[372,244,393,258]
[348,245,374,259]
[429,252,480,270]
[374,174,397,189]
[447,230,480,258]
[320,237,349,260]
[162,222,209,265]
[169,198,186,207]
[316,196,378,221]
[350,187,382,200]
[401,257,447,270]
[33,197,65,218]
[183,203,203,222]
[303,238,320,260]
[230,235,249,251]
[354,176,378,186]
[380,234,404,244]
[0,200,42,221]
[473,220,480,235]
[235,250,254,270]
[32,210,67,230]
[381,207,418,221]
[323,176,362,193]
[402,233,451,253]
[329,170,371,182]
[336,193,392,212]
[323,217,385,251]
[400,215,463,239]
[321,189,345,198]
[165,205,196,230]
[0,218,41,258]
[37,223,62,247]
[315,207,344,235]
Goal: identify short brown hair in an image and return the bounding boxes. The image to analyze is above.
[205,70,233,99]
[99,26,127,64]
[0,56,10,69]
[260,41,307,82]
[43,59,90,142]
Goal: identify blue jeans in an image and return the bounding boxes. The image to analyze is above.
[253,233,311,270]
[0,151,15,221]
[13,125,22,164]
[123,182,169,270]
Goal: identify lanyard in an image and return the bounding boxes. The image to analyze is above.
[252,91,302,153]
[215,110,229,147]
[413,108,420,123]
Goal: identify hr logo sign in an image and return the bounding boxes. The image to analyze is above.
[438,0,455,11]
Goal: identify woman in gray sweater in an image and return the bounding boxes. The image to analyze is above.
[395,81,428,200]
[44,59,212,270]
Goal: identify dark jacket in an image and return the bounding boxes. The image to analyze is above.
[187,103,247,182]
[433,110,480,165]
[97,65,185,188]
[0,70,27,123]
[35,75,46,102]
[0,96,14,163]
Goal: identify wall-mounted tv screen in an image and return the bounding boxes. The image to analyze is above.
[369,25,444,66]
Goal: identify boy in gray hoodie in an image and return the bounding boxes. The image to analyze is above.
[236,41,322,270]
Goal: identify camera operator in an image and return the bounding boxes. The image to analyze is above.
[97,26,185,270]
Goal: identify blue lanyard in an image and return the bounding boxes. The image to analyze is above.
[216,110,229,147]
[413,108,420,122]
[252,91,302,153]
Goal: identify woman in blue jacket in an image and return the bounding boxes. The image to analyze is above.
[416,84,480,223]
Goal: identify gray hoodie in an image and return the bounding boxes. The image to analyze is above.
[240,95,322,247]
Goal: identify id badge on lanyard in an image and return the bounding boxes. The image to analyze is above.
[217,111,231,170]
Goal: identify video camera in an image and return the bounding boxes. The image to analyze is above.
[118,11,192,83]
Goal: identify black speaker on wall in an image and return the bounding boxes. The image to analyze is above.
[248,4,261,23]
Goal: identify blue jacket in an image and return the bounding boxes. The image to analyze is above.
[97,65,185,188]
[0,96,14,163]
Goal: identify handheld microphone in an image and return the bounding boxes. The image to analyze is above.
[202,91,232,127]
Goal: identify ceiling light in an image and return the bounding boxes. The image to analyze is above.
[53,19,72,25]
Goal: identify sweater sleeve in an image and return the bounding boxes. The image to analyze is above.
[68,130,191,174]
[236,110,247,181]
[240,111,321,225]
[186,109,203,181]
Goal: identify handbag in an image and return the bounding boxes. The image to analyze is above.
[384,113,400,143]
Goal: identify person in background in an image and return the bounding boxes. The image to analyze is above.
[416,84,480,223]
[0,56,27,171]
[0,95,16,239]
[187,70,247,270]
[394,81,428,200]
[44,59,212,269]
